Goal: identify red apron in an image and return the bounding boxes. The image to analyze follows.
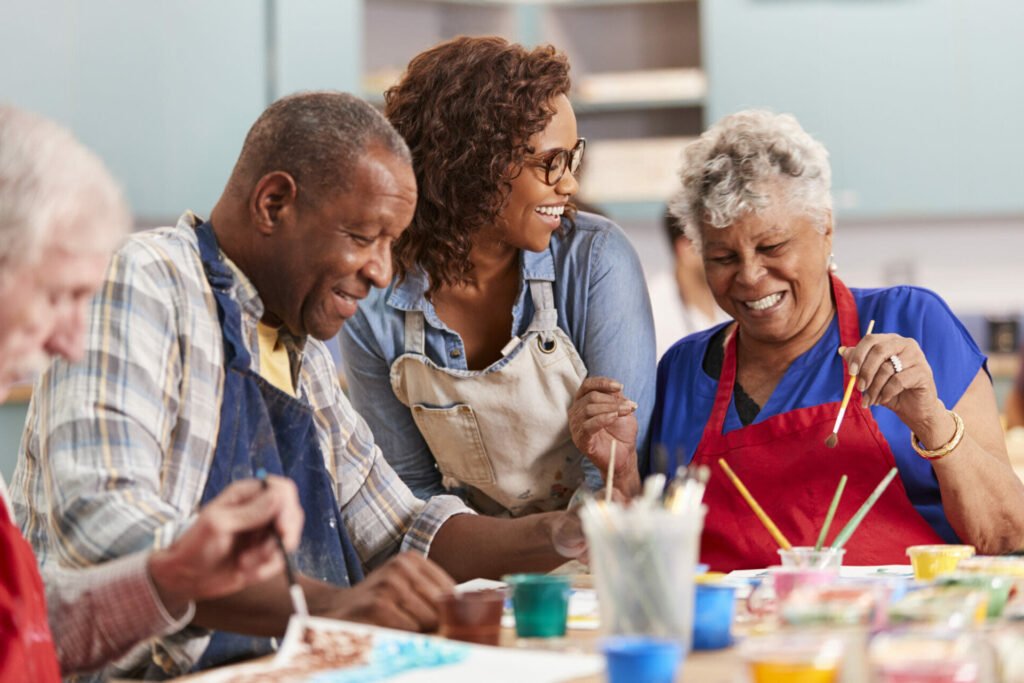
[693,276,944,571]
[0,500,61,683]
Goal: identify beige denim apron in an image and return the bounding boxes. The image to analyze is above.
[390,280,588,516]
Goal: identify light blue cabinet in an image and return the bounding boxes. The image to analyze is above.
[1,0,361,222]
[0,1,363,467]
[703,0,1024,218]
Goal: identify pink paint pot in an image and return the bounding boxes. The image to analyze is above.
[772,566,840,601]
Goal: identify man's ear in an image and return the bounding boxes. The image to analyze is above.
[250,171,298,236]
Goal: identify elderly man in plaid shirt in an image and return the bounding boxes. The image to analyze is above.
[12,92,586,680]
[0,106,304,682]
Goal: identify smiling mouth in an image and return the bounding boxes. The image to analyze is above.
[744,292,783,311]
[535,205,565,219]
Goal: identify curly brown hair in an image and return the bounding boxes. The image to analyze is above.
[384,36,573,290]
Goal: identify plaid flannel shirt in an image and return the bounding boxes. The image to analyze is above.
[11,212,470,679]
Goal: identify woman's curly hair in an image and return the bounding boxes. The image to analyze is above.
[384,36,572,290]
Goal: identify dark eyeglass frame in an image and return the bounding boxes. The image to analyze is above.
[526,137,586,186]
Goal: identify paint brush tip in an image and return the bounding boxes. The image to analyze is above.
[824,433,838,448]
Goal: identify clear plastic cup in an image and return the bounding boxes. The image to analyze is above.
[870,629,994,683]
[778,546,846,569]
[772,566,840,601]
[934,573,1012,619]
[780,582,879,628]
[741,632,845,683]
[582,504,704,651]
[887,586,988,629]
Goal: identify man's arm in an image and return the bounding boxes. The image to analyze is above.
[427,511,578,582]
[192,552,456,635]
[51,476,303,675]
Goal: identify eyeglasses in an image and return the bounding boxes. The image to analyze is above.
[526,137,586,186]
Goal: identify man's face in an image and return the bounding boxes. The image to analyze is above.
[266,146,417,340]
[0,232,111,400]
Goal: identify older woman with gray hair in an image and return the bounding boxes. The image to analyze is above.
[649,110,1024,571]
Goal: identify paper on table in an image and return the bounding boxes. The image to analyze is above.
[727,565,914,581]
[187,617,603,683]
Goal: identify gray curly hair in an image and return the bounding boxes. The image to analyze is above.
[669,110,832,250]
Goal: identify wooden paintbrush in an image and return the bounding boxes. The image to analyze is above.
[255,468,308,621]
[605,439,617,504]
[825,319,875,448]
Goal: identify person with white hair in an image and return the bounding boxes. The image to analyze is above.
[647,109,1024,571]
[0,106,304,681]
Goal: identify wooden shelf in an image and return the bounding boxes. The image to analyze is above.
[573,97,704,114]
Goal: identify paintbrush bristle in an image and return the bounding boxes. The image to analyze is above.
[824,432,838,449]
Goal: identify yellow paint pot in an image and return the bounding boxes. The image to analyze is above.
[905,545,976,581]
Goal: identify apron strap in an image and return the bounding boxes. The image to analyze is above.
[525,280,558,342]
[194,221,252,371]
[402,309,427,355]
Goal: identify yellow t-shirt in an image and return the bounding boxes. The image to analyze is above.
[256,322,295,396]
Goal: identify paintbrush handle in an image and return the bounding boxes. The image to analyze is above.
[830,467,898,550]
[831,376,858,433]
[718,459,792,550]
[605,439,617,504]
[831,320,875,436]
[256,468,307,618]
[814,474,848,551]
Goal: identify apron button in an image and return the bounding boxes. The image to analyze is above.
[450,349,462,358]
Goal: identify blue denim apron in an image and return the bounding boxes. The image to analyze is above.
[191,221,364,670]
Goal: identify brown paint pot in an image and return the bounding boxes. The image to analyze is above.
[437,589,506,646]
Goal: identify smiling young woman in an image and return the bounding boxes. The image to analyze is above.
[339,36,657,517]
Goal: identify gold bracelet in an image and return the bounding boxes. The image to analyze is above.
[911,410,965,461]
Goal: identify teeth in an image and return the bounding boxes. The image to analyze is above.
[535,205,564,217]
[745,293,782,311]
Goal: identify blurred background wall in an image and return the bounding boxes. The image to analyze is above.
[2,0,1022,478]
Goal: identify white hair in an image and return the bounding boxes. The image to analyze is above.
[0,106,130,279]
[669,109,832,250]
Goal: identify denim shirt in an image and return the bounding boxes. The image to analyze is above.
[340,211,657,500]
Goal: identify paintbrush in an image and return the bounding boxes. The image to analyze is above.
[605,439,617,504]
[825,319,875,448]
[814,474,848,551]
[255,468,309,620]
[830,467,898,550]
[718,458,792,550]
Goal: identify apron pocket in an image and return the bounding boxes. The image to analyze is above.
[411,403,496,487]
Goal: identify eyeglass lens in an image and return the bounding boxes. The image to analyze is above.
[546,139,585,185]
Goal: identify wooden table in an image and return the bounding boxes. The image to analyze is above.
[526,629,743,683]
[165,628,744,682]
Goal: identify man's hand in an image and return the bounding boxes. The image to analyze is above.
[320,553,455,632]
[148,476,303,617]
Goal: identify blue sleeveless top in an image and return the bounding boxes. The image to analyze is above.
[650,285,987,543]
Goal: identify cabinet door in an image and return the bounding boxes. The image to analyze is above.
[1,0,267,221]
[704,0,1024,217]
